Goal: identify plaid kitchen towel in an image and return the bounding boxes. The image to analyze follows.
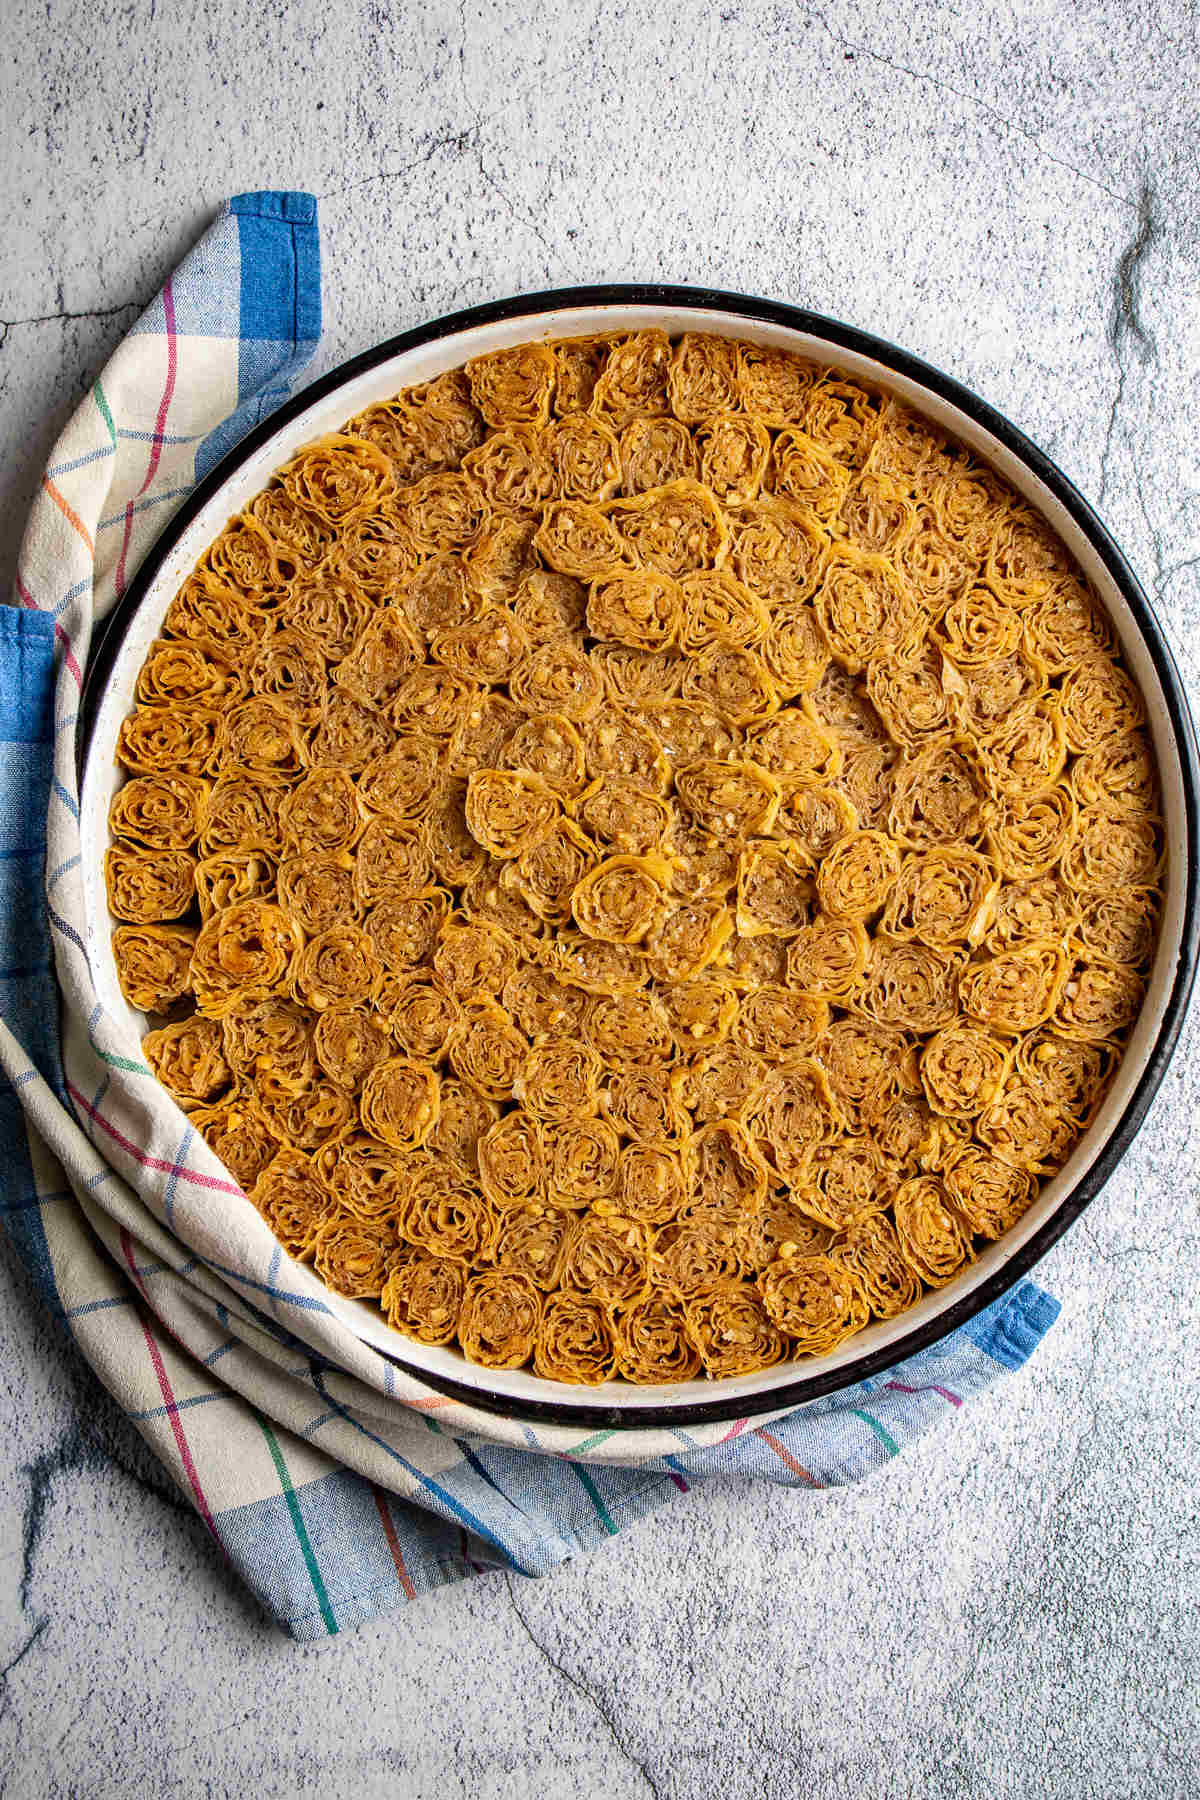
[0,192,1061,1639]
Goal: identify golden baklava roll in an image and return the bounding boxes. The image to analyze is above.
[978,698,1067,799]
[736,343,816,424]
[815,828,901,919]
[684,1282,787,1378]
[466,344,557,428]
[279,433,394,527]
[464,769,560,859]
[493,1206,572,1292]
[816,1016,912,1129]
[534,500,632,580]
[651,1217,745,1300]
[399,1158,500,1263]
[394,472,488,555]
[645,898,733,984]
[813,546,918,673]
[975,1078,1072,1175]
[1059,655,1145,752]
[194,1092,280,1192]
[1025,578,1115,674]
[478,1110,547,1210]
[309,692,393,771]
[695,414,770,504]
[501,714,587,798]
[386,975,458,1063]
[983,874,1078,956]
[549,1117,621,1208]
[1052,957,1145,1042]
[202,512,295,605]
[520,1038,602,1123]
[959,940,1067,1035]
[446,1000,527,1101]
[587,569,685,652]
[601,1067,690,1144]
[892,1175,972,1285]
[733,987,828,1065]
[687,1119,769,1216]
[785,916,870,1001]
[429,606,530,686]
[560,1213,650,1308]
[199,771,288,858]
[532,1293,617,1383]
[571,853,671,945]
[458,1271,542,1369]
[829,1213,923,1320]
[105,846,196,924]
[865,644,952,750]
[462,426,554,515]
[984,508,1073,608]
[675,757,780,838]
[292,923,382,1010]
[774,784,858,867]
[882,847,997,949]
[920,1023,1010,1118]
[250,1146,339,1260]
[675,1040,768,1125]
[757,1253,869,1354]
[423,782,490,888]
[616,1143,689,1224]
[743,1060,844,1176]
[618,416,698,493]
[364,891,451,974]
[110,772,209,851]
[769,427,851,521]
[1069,731,1158,815]
[545,413,621,502]
[117,704,220,777]
[112,924,196,1014]
[164,570,261,657]
[313,1214,397,1299]
[136,637,243,711]
[507,819,598,924]
[314,1128,402,1220]
[222,997,314,1095]
[431,913,519,1004]
[888,742,987,848]
[381,1253,466,1346]
[762,602,834,699]
[312,1002,393,1091]
[190,900,300,1018]
[729,494,826,609]
[426,1080,499,1172]
[1060,807,1163,892]
[359,1056,440,1150]
[615,1295,702,1383]
[659,974,740,1051]
[1076,890,1159,969]
[143,1015,232,1105]
[680,645,777,727]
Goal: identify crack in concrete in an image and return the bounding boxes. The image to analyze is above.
[503,1573,666,1799]
[809,12,1135,211]
[1099,178,1160,505]
[0,1618,47,1685]
[0,301,143,354]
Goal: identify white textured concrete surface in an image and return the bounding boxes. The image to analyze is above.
[2,1,1199,1794]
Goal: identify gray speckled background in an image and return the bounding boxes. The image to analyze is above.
[2,2,1199,1794]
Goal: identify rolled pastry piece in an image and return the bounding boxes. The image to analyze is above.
[478,1110,547,1211]
[793,1136,897,1232]
[429,606,530,686]
[502,964,588,1041]
[199,771,288,858]
[583,989,674,1069]
[164,570,262,657]
[975,1077,1074,1175]
[202,512,295,606]
[733,987,828,1063]
[774,784,858,868]
[1013,1028,1117,1128]
[678,568,770,652]
[958,940,1068,1036]
[464,769,560,859]
[458,1271,542,1369]
[533,1293,617,1384]
[278,766,363,857]
[943,650,1045,740]
[260,1082,354,1154]
[687,1119,769,1217]
[358,736,442,825]
[681,644,778,727]
[426,1080,500,1172]
[811,662,891,745]
[892,1175,973,1286]
[865,643,952,750]
[282,569,370,661]
[313,1002,393,1090]
[616,1143,689,1225]
[512,567,588,641]
[423,781,490,888]
[312,1215,398,1300]
[506,818,598,924]
[618,416,698,494]
[606,479,730,578]
[545,413,621,501]
[675,1041,769,1125]
[601,1067,690,1145]
[385,975,458,1063]
[882,846,997,951]
[644,898,734,984]
[888,742,987,848]
[250,1146,339,1261]
[135,637,244,710]
[398,1157,501,1263]
[1059,806,1163,891]
[813,546,920,673]
[1075,890,1159,970]
[1024,577,1116,674]
[659,974,740,1052]
[246,627,328,726]
[510,639,604,720]
[586,568,685,651]
[816,1016,913,1130]
[1051,956,1145,1042]
[650,1216,746,1300]
[190,900,301,1018]
[684,1282,788,1378]
[520,1039,602,1124]
[615,1294,702,1383]
[744,1194,834,1273]
[929,464,1012,558]
[1069,731,1159,815]
[757,1253,869,1354]
[744,704,840,785]
[358,1055,440,1152]
[729,494,827,610]
[590,328,672,426]
[829,1213,923,1320]
[461,861,547,949]
[106,846,197,924]
[548,1117,622,1208]
[942,1145,1035,1241]
[571,853,671,945]
[390,666,483,743]
[664,332,740,422]
[447,1000,528,1101]
[733,844,813,940]
[769,426,851,522]
[432,913,519,1004]
[801,376,882,470]
[117,704,220,778]
[551,333,617,415]
[894,512,975,617]
[112,924,197,1014]
[330,512,423,599]
[461,426,554,515]
[222,997,315,1097]
[314,1128,403,1220]
[534,500,632,580]
[309,693,394,772]
[364,891,452,975]
[571,778,669,862]
[501,713,587,798]
[280,847,359,938]
[784,916,870,1002]
[540,928,649,997]
[465,512,538,606]
[592,646,685,713]
[978,698,1067,799]
[695,414,770,504]
[493,1205,572,1292]
[292,923,383,1011]
[193,1093,280,1192]
[736,343,816,424]
[466,343,556,428]
[665,817,740,900]
[213,697,305,777]
[278,432,394,526]
[815,828,901,919]
[334,607,423,713]
[835,470,916,555]
[936,587,1023,667]
[637,697,733,766]
[397,553,471,637]
[984,508,1074,608]
[983,874,1078,956]
[381,1253,466,1346]
[560,1213,650,1308]
[393,472,489,555]
[143,1015,232,1105]
[351,816,435,909]
[920,1023,1010,1118]
[743,1060,844,1178]
[987,786,1077,883]
[110,772,209,851]
[675,756,780,838]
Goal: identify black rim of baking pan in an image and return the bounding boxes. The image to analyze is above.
[79,283,1200,1431]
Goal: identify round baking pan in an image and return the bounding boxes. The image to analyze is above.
[79,285,1200,1427]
